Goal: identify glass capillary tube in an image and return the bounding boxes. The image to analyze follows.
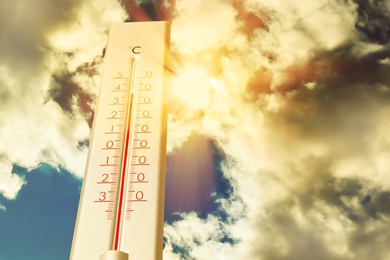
[112,55,140,252]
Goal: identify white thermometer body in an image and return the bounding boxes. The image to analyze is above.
[71,21,170,260]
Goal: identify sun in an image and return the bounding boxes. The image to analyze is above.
[172,66,213,107]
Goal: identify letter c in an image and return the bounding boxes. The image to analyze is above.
[132,46,141,54]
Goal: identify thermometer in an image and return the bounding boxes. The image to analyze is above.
[70,22,170,260]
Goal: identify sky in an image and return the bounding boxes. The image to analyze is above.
[1,0,390,259]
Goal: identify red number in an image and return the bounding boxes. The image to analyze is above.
[144,96,151,103]
[137,173,145,182]
[138,156,146,164]
[142,110,149,117]
[102,174,109,182]
[99,192,107,201]
[135,191,144,200]
[106,140,114,149]
[141,125,148,132]
[111,111,118,118]
[139,140,147,148]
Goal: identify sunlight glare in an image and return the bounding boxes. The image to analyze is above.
[173,66,211,107]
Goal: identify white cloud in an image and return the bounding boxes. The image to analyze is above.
[172,0,238,54]
[0,160,26,200]
[164,212,245,259]
[0,0,126,195]
[48,1,126,72]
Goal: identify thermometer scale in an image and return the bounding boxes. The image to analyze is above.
[71,22,170,260]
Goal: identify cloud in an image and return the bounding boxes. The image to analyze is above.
[164,212,243,259]
[0,0,126,199]
[0,159,25,200]
[354,0,390,44]
[162,0,390,259]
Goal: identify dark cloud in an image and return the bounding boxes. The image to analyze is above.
[253,174,390,259]
[0,0,81,73]
[348,217,390,259]
[309,178,389,223]
[232,0,271,37]
[258,44,390,157]
[47,58,100,127]
[120,0,175,21]
[0,78,12,103]
[77,139,89,150]
[258,213,336,260]
[354,0,390,44]
[248,42,390,97]
[248,39,390,258]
